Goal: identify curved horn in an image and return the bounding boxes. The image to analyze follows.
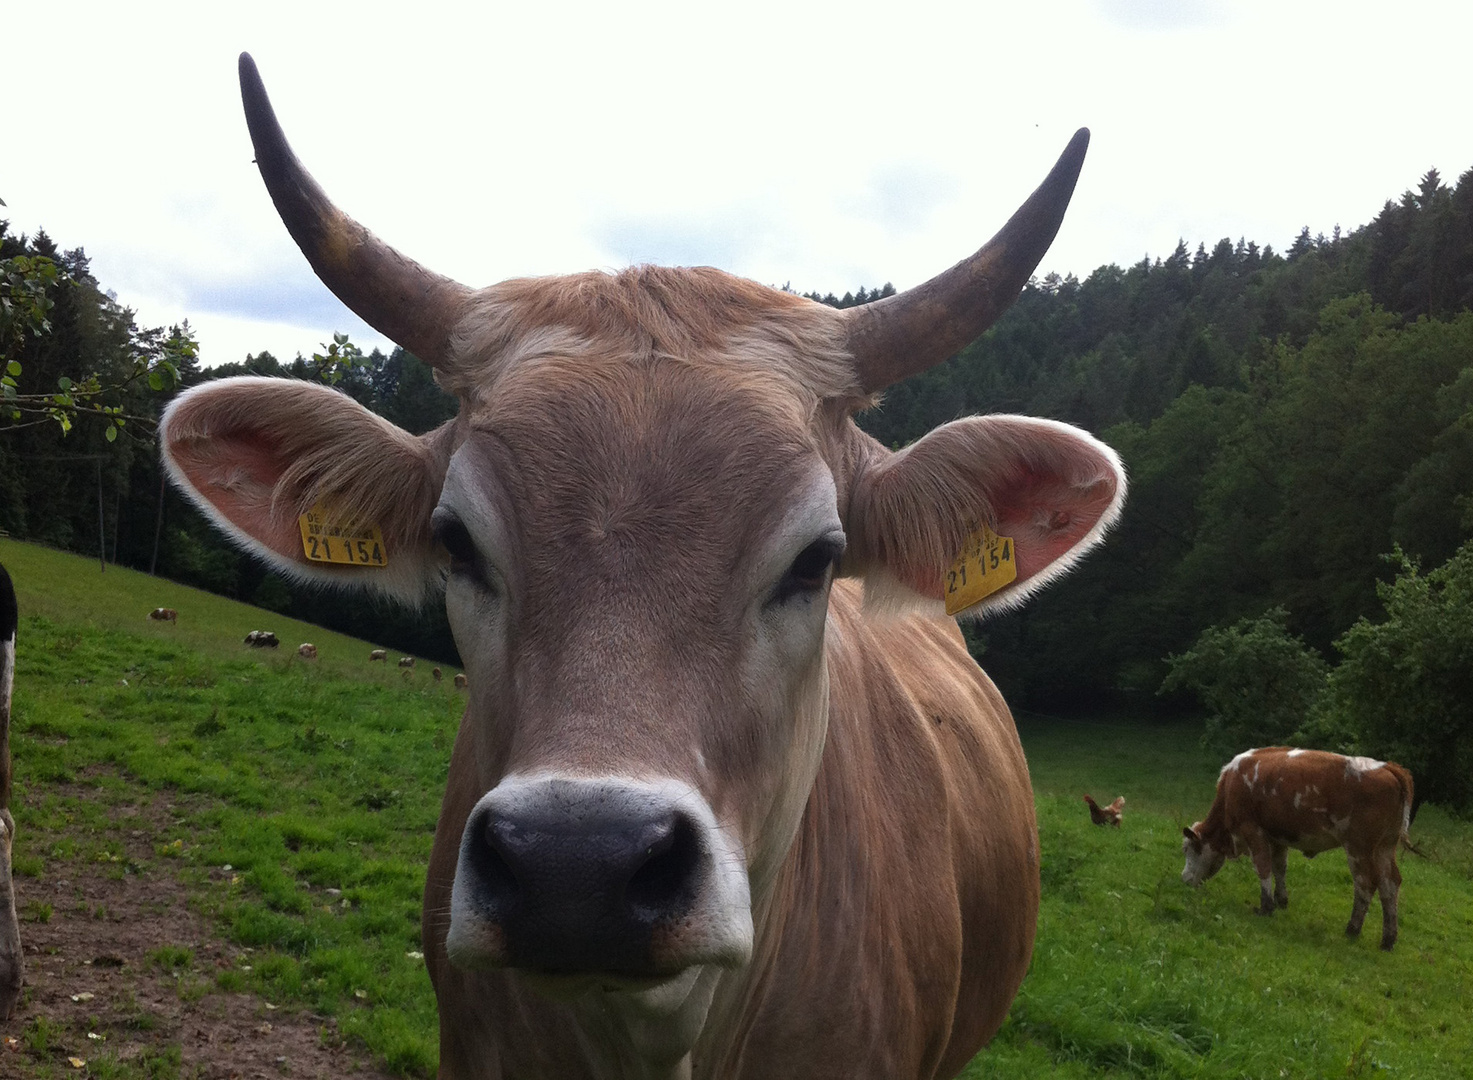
[844,128,1090,392]
[239,52,473,367]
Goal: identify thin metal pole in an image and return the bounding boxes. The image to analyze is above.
[112,488,122,564]
[150,472,166,576]
[97,460,106,573]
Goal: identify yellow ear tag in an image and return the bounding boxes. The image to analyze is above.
[943,522,1017,615]
[297,504,388,568]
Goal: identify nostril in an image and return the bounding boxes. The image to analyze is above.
[468,818,520,913]
[627,813,701,921]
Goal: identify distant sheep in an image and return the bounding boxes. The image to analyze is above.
[148,608,178,623]
[398,656,415,670]
[369,649,387,662]
[453,673,468,690]
[297,643,318,660]
[244,630,280,648]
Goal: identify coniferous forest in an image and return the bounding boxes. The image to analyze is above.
[3,164,1472,758]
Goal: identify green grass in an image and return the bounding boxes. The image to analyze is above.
[2,538,460,1074]
[967,712,1473,1079]
[4,538,1471,1078]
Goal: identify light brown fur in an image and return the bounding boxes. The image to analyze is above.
[162,263,1125,1079]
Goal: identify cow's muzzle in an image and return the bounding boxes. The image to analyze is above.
[446,777,752,980]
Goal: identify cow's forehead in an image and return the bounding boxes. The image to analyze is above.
[437,265,865,409]
[442,359,839,588]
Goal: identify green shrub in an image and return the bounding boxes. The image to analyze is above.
[1160,607,1329,751]
[1320,543,1473,811]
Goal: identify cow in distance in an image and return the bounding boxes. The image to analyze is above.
[1084,793,1124,827]
[1182,747,1414,950]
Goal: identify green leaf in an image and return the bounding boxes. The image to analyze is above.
[105,424,118,442]
[148,371,164,391]
[56,375,71,389]
[6,360,19,376]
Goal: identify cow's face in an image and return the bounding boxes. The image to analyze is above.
[435,354,846,979]
[1181,824,1226,885]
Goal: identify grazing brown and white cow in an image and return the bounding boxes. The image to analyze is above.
[148,607,178,623]
[369,649,388,662]
[1,563,23,1018]
[298,642,318,660]
[159,54,1125,1080]
[1182,747,1414,951]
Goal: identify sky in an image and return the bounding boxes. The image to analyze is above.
[6,0,1470,367]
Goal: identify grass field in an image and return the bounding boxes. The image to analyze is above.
[2,537,1471,1078]
[973,714,1473,1079]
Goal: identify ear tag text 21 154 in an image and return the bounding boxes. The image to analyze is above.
[944,523,1016,615]
[298,504,388,567]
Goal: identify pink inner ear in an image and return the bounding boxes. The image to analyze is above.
[994,466,1120,583]
[170,430,302,562]
[861,416,1125,604]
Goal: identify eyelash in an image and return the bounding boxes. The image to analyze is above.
[432,514,488,586]
[774,537,844,604]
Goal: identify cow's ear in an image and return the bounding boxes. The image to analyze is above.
[160,376,454,605]
[845,415,1124,618]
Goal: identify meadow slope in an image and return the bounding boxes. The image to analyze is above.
[1,539,1470,1078]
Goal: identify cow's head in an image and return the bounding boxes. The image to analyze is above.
[1181,824,1228,885]
[162,55,1123,992]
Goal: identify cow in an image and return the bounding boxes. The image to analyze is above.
[244,630,280,648]
[148,607,178,622]
[1182,747,1414,951]
[453,673,468,690]
[156,53,1125,1080]
[298,643,318,660]
[433,666,443,682]
[0,563,22,1019]
[369,649,388,662]
[1083,793,1124,827]
[398,656,416,670]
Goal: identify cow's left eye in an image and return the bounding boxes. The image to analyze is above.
[774,535,845,604]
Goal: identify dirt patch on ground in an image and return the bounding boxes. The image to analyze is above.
[1,789,404,1079]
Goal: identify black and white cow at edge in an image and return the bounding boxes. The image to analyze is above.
[0,562,22,1018]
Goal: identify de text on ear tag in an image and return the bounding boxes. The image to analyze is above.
[944,522,1016,615]
[298,504,388,567]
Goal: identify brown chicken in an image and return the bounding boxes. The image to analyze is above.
[1083,794,1125,827]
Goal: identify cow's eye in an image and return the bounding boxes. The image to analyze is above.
[774,535,845,604]
[432,511,482,579]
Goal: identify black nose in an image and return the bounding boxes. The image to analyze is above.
[461,796,705,976]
